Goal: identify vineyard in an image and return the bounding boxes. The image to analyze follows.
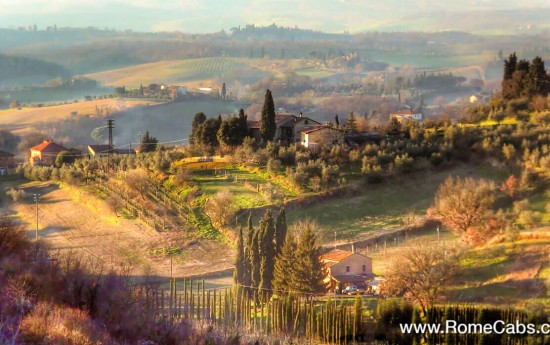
[141,280,545,345]
[86,57,269,88]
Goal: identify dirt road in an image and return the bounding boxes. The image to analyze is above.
[9,181,234,279]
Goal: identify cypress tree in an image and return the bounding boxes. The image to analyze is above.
[234,225,246,285]
[259,209,276,294]
[250,227,261,289]
[292,226,326,294]
[244,212,254,288]
[221,82,227,101]
[274,207,287,256]
[272,233,297,295]
[353,296,363,340]
[260,89,276,143]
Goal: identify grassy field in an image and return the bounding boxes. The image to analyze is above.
[449,233,550,308]
[286,163,508,243]
[173,160,294,210]
[0,98,161,134]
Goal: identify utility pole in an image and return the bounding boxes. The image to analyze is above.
[34,193,40,241]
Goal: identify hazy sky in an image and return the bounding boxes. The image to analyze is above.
[0,0,549,33]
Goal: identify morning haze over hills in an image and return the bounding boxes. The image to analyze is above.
[0,1,549,345]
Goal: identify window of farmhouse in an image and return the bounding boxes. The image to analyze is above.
[346,265,350,272]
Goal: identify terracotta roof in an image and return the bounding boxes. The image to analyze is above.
[31,140,80,155]
[247,120,261,129]
[275,113,295,124]
[320,249,353,263]
[0,149,14,157]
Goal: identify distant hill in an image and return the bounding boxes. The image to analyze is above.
[361,8,550,35]
[0,54,71,87]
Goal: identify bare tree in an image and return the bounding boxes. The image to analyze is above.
[125,168,150,199]
[204,190,235,227]
[383,242,458,315]
[434,176,495,243]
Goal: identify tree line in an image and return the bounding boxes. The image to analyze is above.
[234,208,326,297]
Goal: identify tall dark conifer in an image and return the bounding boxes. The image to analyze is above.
[234,226,245,285]
[250,228,261,289]
[259,209,276,294]
[274,207,287,256]
[190,112,207,144]
[244,212,254,291]
[260,89,276,143]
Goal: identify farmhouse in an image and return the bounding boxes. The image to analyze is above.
[0,149,15,175]
[390,108,423,122]
[30,140,81,166]
[300,125,345,149]
[247,113,321,144]
[320,248,374,291]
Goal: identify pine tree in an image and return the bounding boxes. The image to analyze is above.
[260,89,276,143]
[259,209,276,294]
[292,226,326,294]
[140,131,158,152]
[346,112,357,133]
[274,207,287,256]
[503,52,517,80]
[272,233,297,295]
[234,226,246,285]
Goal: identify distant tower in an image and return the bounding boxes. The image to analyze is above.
[107,119,114,149]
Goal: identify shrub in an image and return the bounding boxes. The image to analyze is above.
[6,188,25,202]
[0,215,30,258]
[266,158,282,175]
[362,164,383,184]
[393,154,415,174]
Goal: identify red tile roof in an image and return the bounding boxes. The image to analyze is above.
[320,249,353,263]
[31,140,81,155]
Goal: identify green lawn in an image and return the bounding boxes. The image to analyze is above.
[190,165,294,210]
[286,163,507,242]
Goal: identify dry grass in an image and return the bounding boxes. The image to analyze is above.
[20,302,117,345]
[0,98,162,134]
[12,181,234,279]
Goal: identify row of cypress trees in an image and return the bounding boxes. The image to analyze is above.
[234,208,326,296]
